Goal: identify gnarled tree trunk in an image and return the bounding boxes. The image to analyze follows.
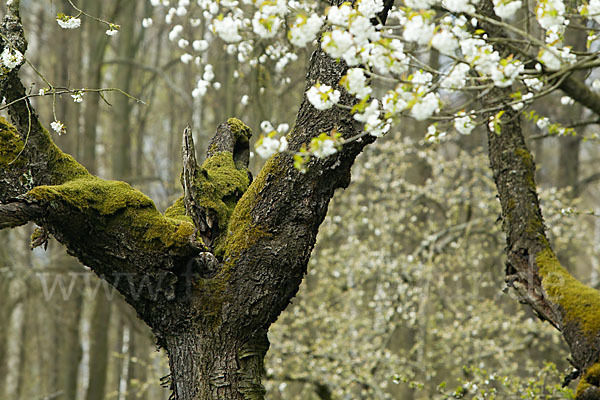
[0,1,391,399]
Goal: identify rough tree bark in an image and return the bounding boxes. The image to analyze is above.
[0,1,391,399]
[478,1,600,398]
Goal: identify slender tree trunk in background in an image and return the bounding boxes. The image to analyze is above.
[111,1,137,181]
[55,0,78,156]
[3,305,19,399]
[112,316,126,399]
[85,294,112,400]
[79,2,112,396]
[81,0,109,174]
[54,13,85,386]
[14,301,28,399]
[2,302,21,400]
[0,233,10,399]
[126,326,139,400]
[557,126,581,195]
[60,273,83,400]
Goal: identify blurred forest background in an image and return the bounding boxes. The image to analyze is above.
[1,1,599,399]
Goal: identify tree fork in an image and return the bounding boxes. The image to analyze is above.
[0,1,394,399]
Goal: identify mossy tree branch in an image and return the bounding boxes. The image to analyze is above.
[478,1,600,397]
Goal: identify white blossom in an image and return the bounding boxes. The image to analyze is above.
[71,92,84,103]
[322,29,354,59]
[213,17,242,42]
[1,47,23,70]
[432,29,458,55]
[454,113,475,134]
[404,0,437,9]
[403,15,434,45]
[142,18,153,28]
[349,15,380,45]
[252,13,282,39]
[180,53,193,64]
[261,120,275,132]
[313,139,337,158]
[493,0,522,19]
[306,84,341,110]
[536,0,565,29]
[327,3,353,27]
[169,25,184,41]
[524,77,543,91]
[344,68,372,99]
[411,92,440,121]
[51,120,66,135]
[193,40,209,51]
[443,0,475,14]
[357,0,384,18]
[441,63,470,89]
[354,99,380,126]
[289,15,323,47]
[203,64,215,81]
[589,0,600,24]
[538,48,561,70]
[560,95,574,105]
[57,17,81,29]
[491,60,524,87]
[192,79,210,98]
[256,136,288,158]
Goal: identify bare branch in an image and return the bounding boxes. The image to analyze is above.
[0,200,44,229]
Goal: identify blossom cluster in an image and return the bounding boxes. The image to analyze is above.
[0,46,23,70]
[150,0,598,161]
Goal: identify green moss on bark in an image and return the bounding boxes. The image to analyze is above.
[28,177,198,250]
[46,147,89,184]
[165,197,193,224]
[216,155,284,259]
[184,151,252,248]
[576,363,600,398]
[0,116,24,166]
[227,117,252,141]
[514,147,537,190]
[536,248,600,339]
[29,177,153,214]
